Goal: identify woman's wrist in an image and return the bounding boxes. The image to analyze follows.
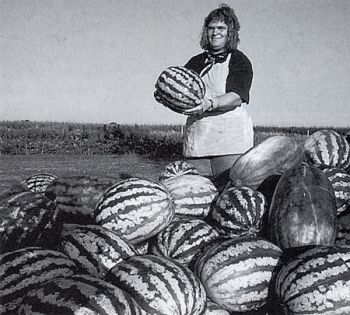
[207,98,218,111]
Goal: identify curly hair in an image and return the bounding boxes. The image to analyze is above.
[200,4,240,51]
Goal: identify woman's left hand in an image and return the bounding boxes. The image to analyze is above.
[183,99,213,116]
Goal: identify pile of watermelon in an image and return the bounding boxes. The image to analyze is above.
[1,129,350,314]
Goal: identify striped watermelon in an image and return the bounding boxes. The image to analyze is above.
[304,129,350,170]
[211,186,266,237]
[45,175,118,224]
[149,217,219,268]
[154,66,205,114]
[0,247,77,314]
[0,191,62,254]
[22,173,57,192]
[94,178,175,244]
[133,239,150,255]
[162,174,218,218]
[59,224,138,278]
[204,299,231,315]
[275,245,350,314]
[322,167,350,216]
[159,160,200,181]
[105,254,207,315]
[229,136,301,189]
[195,236,282,313]
[18,274,144,315]
[268,162,337,249]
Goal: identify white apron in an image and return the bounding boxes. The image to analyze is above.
[183,54,254,157]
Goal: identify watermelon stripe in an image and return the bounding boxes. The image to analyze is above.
[19,275,143,315]
[108,257,183,314]
[212,187,265,237]
[0,248,77,313]
[155,66,205,114]
[278,250,350,300]
[305,130,350,169]
[171,67,204,97]
[168,67,204,100]
[106,255,205,315]
[157,76,197,107]
[59,225,137,277]
[166,67,202,96]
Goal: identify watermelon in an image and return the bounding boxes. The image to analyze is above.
[18,274,144,315]
[322,166,350,216]
[229,136,301,189]
[162,174,218,218]
[304,129,350,170]
[22,173,57,193]
[45,175,118,225]
[195,236,282,313]
[210,186,266,237]
[159,160,200,181]
[0,191,62,254]
[154,66,205,114]
[105,254,206,315]
[149,217,219,268]
[335,210,350,247]
[94,178,175,244]
[59,224,138,278]
[268,162,337,249]
[0,247,77,314]
[275,245,350,314]
[204,299,231,315]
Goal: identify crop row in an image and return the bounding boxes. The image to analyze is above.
[1,120,349,158]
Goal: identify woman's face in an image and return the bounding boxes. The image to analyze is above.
[207,20,228,53]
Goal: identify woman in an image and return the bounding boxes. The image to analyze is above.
[183,4,254,177]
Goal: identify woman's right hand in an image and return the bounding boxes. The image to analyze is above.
[183,98,213,116]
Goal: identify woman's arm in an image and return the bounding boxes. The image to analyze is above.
[183,92,241,116]
[211,91,242,111]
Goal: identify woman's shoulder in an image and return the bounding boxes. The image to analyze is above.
[229,49,252,68]
[184,52,207,74]
[230,49,252,69]
[186,52,207,64]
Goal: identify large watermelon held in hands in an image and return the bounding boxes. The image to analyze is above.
[268,162,337,250]
[229,136,301,189]
[154,66,205,114]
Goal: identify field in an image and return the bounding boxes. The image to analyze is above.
[0,154,170,184]
[1,120,349,183]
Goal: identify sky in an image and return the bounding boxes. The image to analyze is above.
[1,0,350,127]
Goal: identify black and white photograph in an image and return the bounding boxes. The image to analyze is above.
[1,0,350,314]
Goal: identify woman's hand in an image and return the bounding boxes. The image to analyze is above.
[183,98,213,116]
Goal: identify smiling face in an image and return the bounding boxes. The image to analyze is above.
[207,20,228,53]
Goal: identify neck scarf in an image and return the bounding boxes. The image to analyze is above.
[201,51,230,77]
